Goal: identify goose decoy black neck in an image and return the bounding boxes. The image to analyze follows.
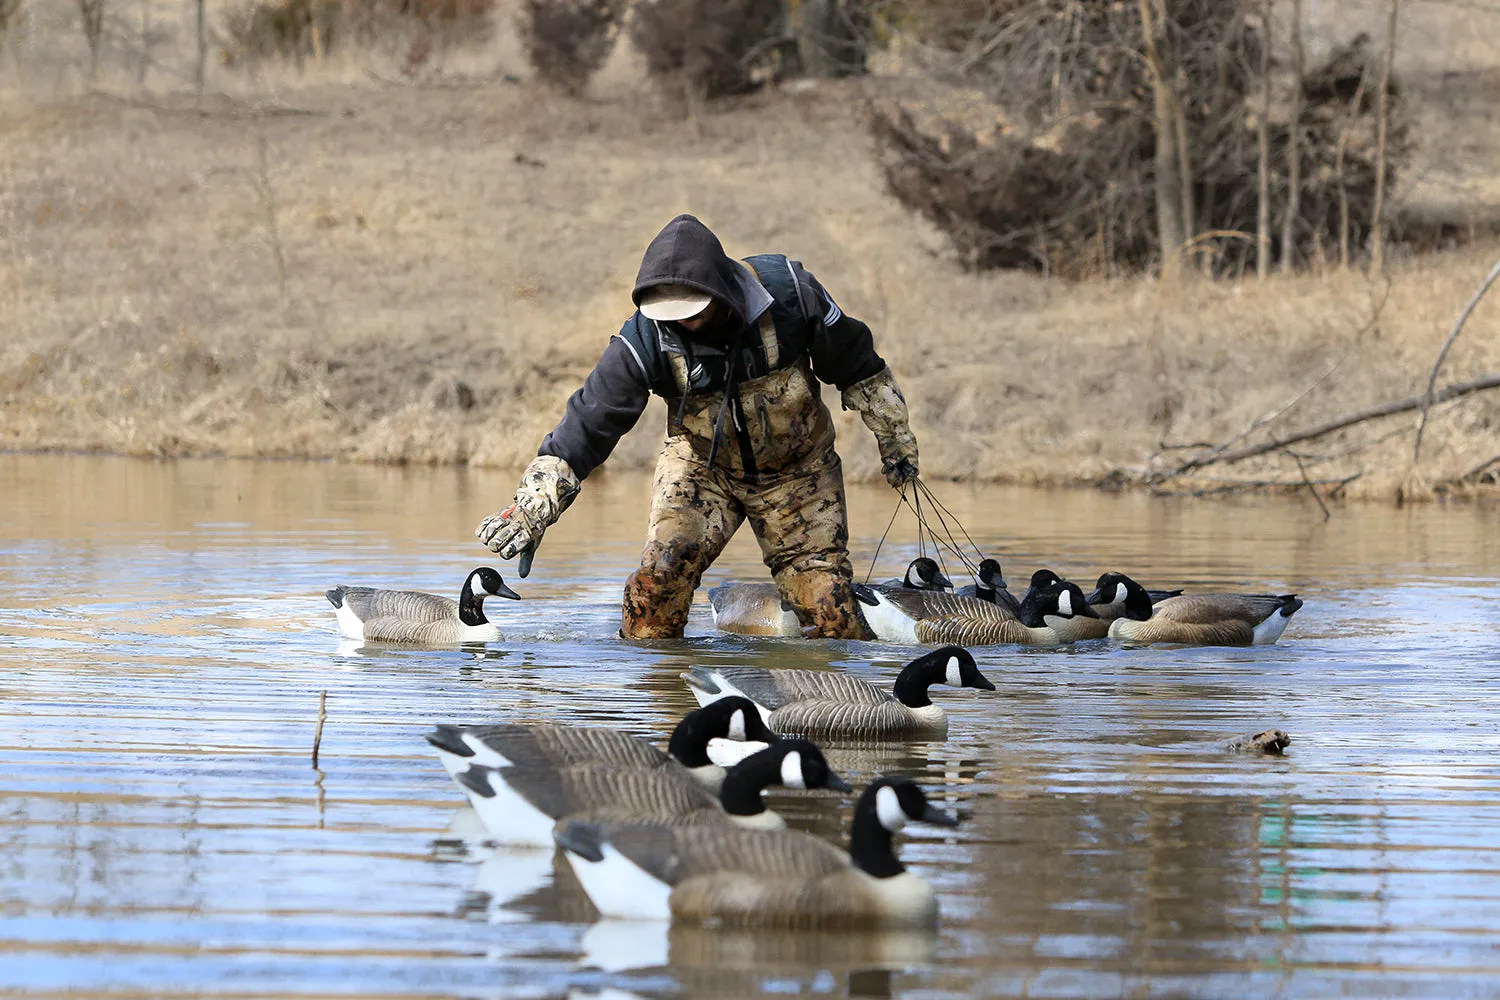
[717,740,851,816]
[890,646,992,708]
[904,558,953,591]
[1017,582,1100,628]
[457,567,521,626]
[849,777,959,879]
[668,697,775,768]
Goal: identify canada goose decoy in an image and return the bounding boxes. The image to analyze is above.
[707,582,802,638]
[1103,573,1303,646]
[1017,568,1065,606]
[553,775,959,928]
[453,740,851,848]
[1084,572,1186,621]
[855,581,1101,646]
[682,645,993,740]
[953,559,1021,614]
[426,697,777,791]
[325,567,519,643]
[879,557,953,592]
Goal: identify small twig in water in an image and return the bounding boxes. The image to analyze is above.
[312,689,327,769]
[1412,257,1500,467]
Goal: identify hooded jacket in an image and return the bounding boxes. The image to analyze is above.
[537,215,886,479]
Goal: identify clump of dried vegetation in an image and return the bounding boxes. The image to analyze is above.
[221,0,495,72]
[869,0,1409,279]
[628,0,786,100]
[517,0,627,96]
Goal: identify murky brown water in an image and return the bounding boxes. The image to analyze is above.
[2,453,1499,998]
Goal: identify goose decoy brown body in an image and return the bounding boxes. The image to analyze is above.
[856,580,1102,646]
[453,740,851,848]
[326,567,519,643]
[1103,573,1303,646]
[554,775,959,928]
[426,697,777,791]
[707,581,802,637]
[682,646,993,740]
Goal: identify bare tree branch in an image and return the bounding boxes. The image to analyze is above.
[1411,256,1500,465]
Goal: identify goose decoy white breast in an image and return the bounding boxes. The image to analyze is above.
[856,580,1100,646]
[553,775,959,928]
[325,567,519,643]
[452,740,851,848]
[682,645,993,740]
[1104,573,1303,646]
[426,697,778,792]
[1085,571,1185,621]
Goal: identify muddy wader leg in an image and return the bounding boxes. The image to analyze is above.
[622,438,745,639]
[743,450,873,640]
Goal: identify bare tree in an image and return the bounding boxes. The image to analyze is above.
[1255,0,1272,279]
[1139,0,1189,277]
[78,0,104,80]
[195,0,206,91]
[1369,0,1400,275]
[1280,0,1304,273]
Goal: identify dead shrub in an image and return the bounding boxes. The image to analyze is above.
[870,2,1411,277]
[518,0,627,96]
[629,0,784,100]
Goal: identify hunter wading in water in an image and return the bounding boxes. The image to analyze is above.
[476,215,919,640]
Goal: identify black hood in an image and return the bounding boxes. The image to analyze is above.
[632,215,748,325]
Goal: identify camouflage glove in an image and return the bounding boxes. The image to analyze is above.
[841,366,919,488]
[475,455,580,575]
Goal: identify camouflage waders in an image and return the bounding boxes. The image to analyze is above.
[621,364,872,640]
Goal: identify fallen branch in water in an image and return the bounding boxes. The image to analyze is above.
[1150,471,1362,497]
[1465,452,1500,481]
[1166,373,1500,473]
[1412,257,1500,467]
[1288,450,1331,520]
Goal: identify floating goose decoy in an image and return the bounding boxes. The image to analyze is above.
[325,567,519,643]
[856,580,1101,646]
[682,645,993,740]
[1222,729,1291,754]
[1104,573,1303,646]
[426,697,777,791]
[707,582,802,638]
[879,557,953,592]
[1017,568,1065,606]
[553,775,959,928]
[453,740,851,848]
[953,559,1021,614]
[1084,572,1186,621]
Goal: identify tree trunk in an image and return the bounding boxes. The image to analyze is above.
[195,0,206,92]
[1279,0,1304,273]
[1256,0,1272,280]
[1369,0,1401,276]
[791,0,866,79]
[1139,0,1185,278]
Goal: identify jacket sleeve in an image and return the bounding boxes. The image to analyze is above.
[536,334,651,480]
[795,265,887,391]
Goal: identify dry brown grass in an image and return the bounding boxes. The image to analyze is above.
[1,2,1498,502]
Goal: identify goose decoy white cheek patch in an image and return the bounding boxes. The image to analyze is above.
[469,572,486,594]
[780,750,807,790]
[728,708,746,741]
[945,657,962,687]
[1115,582,1129,604]
[876,785,908,832]
[1057,589,1073,617]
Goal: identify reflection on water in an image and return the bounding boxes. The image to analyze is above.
[2,453,1499,998]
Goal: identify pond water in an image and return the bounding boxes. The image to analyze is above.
[2,453,1498,999]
